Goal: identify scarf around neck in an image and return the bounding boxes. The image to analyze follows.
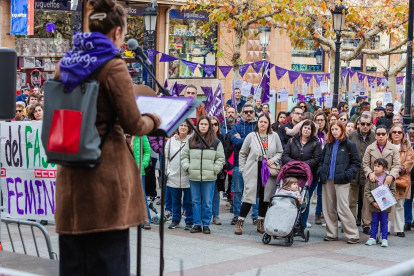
[60,32,119,92]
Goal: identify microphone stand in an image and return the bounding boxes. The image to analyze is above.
[133,54,209,276]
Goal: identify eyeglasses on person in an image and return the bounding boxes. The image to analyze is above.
[243,110,254,114]
[392,131,403,135]
[360,122,371,126]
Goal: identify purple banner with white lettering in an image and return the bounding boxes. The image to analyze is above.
[301,73,313,85]
[314,74,325,86]
[261,63,271,103]
[159,53,178,62]
[200,64,216,77]
[218,66,232,78]
[201,86,213,110]
[170,81,179,97]
[367,75,376,84]
[207,83,224,121]
[275,66,287,80]
[147,49,159,64]
[357,72,366,83]
[288,70,301,84]
[396,76,405,85]
[239,64,250,78]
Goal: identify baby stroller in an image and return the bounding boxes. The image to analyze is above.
[262,161,313,246]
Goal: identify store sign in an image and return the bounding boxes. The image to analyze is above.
[170,9,209,21]
[123,5,145,16]
[11,0,34,35]
[291,64,322,72]
[34,0,82,12]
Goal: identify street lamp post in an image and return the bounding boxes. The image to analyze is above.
[403,0,413,127]
[143,0,158,89]
[330,4,347,108]
[258,25,271,60]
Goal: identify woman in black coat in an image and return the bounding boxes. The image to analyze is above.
[317,121,361,244]
[282,120,322,233]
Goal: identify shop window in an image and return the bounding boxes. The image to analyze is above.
[291,40,323,72]
[168,12,217,79]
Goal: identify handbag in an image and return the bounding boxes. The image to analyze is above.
[396,174,410,188]
[256,133,280,177]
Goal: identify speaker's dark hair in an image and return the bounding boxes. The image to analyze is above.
[88,0,126,35]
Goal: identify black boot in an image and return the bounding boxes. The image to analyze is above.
[404,222,411,231]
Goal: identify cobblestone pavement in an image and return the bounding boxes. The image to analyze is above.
[2,192,414,276]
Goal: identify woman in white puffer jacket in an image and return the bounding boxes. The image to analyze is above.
[165,121,194,230]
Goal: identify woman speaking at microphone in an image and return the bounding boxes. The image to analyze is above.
[53,0,160,274]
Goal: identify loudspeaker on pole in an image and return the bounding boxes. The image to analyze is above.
[0,48,17,120]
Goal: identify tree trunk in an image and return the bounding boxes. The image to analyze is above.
[232,30,243,83]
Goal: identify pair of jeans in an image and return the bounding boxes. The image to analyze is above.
[232,167,259,218]
[165,186,172,212]
[190,180,215,226]
[212,182,220,217]
[59,229,130,276]
[404,183,414,223]
[142,176,151,225]
[170,187,193,224]
[371,212,388,240]
[301,181,321,228]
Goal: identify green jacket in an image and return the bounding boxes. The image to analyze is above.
[133,135,151,176]
[181,138,225,182]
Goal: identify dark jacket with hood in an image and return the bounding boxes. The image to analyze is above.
[278,121,295,149]
[282,133,322,180]
[317,137,361,184]
[230,117,257,167]
[350,106,361,122]
[348,129,376,186]
[376,113,394,130]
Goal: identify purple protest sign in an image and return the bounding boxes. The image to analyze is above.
[201,86,213,110]
[396,76,405,85]
[147,49,159,64]
[367,75,376,84]
[275,66,288,80]
[200,64,216,77]
[218,66,232,78]
[252,61,265,73]
[206,83,224,120]
[357,72,366,83]
[314,74,325,86]
[181,60,199,73]
[239,64,250,78]
[159,53,178,62]
[261,63,271,103]
[170,81,179,97]
[288,70,301,84]
[301,73,313,85]
[326,73,331,79]
[348,68,356,78]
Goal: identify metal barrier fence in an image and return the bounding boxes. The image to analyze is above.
[2,218,58,260]
[369,258,414,276]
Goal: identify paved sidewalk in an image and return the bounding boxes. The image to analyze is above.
[2,193,414,275]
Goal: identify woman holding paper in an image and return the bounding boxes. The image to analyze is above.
[388,124,414,237]
[181,116,225,234]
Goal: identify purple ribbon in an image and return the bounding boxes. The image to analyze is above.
[239,64,250,78]
[396,76,405,85]
[181,60,199,73]
[367,75,376,84]
[275,66,288,80]
[357,72,366,83]
[314,74,325,86]
[252,61,265,73]
[261,158,270,187]
[301,73,313,85]
[218,66,232,78]
[288,70,301,84]
[200,64,216,77]
[159,53,178,62]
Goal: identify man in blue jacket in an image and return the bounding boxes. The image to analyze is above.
[226,88,246,114]
[230,103,258,225]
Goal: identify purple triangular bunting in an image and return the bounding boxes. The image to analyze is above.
[147,49,159,64]
[348,68,356,78]
[159,53,178,62]
[177,84,187,95]
[301,73,313,85]
[181,60,199,73]
[357,72,366,83]
[275,66,288,80]
[314,74,325,86]
[367,75,376,84]
[288,70,301,84]
[218,66,232,78]
[252,61,265,73]
[200,64,216,77]
[396,76,405,85]
[239,64,250,78]
[326,73,331,80]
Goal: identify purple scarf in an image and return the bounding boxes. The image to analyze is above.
[261,158,270,187]
[60,32,119,92]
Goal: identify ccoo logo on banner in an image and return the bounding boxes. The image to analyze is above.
[11,0,34,35]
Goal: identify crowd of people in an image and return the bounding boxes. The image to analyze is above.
[144,87,414,247]
[14,85,44,122]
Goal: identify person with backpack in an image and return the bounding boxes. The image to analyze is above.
[317,121,361,244]
[181,116,225,234]
[51,0,161,274]
[282,120,322,234]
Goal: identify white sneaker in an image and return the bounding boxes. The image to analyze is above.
[307,222,312,228]
[338,221,342,228]
[322,222,326,227]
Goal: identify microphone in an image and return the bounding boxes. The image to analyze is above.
[127,38,152,66]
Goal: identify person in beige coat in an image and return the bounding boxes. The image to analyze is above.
[388,124,414,237]
[362,125,401,232]
[234,114,283,235]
